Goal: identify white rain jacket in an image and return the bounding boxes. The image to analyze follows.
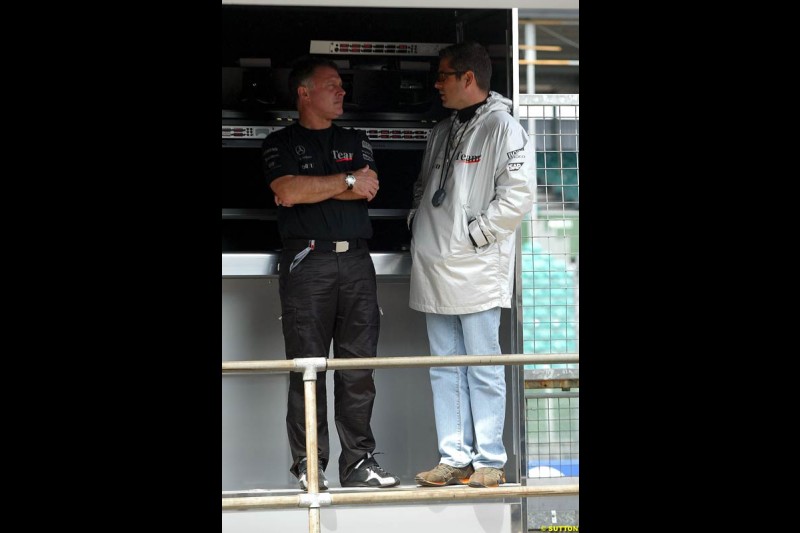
[408,91,536,314]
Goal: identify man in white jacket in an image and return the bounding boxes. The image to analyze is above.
[409,42,536,488]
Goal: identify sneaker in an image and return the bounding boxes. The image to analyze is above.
[468,467,506,488]
[340,452,400,488]
[297,458,329,491]
[415,463,474,487]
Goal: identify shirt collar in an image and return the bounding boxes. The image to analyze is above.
[456,97,488,122]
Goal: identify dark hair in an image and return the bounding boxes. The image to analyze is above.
[288,56,340,107]
[439,42,492,92]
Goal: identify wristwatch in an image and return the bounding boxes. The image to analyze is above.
[345,173,356,190]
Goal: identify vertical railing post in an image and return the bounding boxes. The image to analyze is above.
[297,357,328,533]
[304,379,320,533]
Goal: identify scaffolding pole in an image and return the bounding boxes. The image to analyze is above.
[223,353,579,374]
[223,483,580,510]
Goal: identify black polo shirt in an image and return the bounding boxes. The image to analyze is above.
[262,123,376,241]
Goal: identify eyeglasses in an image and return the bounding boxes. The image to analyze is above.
[436,70,465,82]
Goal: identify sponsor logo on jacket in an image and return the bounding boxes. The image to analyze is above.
[507,147,525,160]
[507,162,523,171]
[457,152,482,164]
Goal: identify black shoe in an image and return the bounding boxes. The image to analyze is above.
[340,452,400,488]
[297,458,329,491]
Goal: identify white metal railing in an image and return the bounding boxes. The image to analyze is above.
[222,353,579,533]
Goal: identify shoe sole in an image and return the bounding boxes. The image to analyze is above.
[340,480,400,488]
[468,477,506,488]
[415,475,472,487]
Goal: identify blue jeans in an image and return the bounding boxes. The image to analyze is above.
[425,308,507,469]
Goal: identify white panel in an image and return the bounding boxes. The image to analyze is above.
[222,503,513,533]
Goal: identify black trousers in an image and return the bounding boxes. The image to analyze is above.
[278,246,380,482]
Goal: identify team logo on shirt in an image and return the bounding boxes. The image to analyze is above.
[333,150,354,162]
[295,145,306,156]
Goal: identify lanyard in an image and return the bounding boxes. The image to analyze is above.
[432,116,472,207]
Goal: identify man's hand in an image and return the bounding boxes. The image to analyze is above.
[351,164,380,202]
[275,194,293,208]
